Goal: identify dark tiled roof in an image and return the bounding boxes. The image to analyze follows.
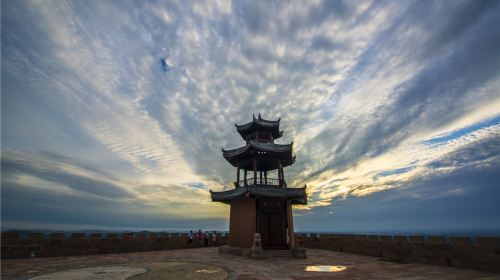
[235,114,283,139]
[251,141,292,152]
[235,114,280,130]
[210,185,307,205]
[222,141,293,158]
[222,145,250,158]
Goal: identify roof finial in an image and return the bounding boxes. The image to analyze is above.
[258,113,261,120]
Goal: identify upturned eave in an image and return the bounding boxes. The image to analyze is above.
[210,185,307,205]
[235,114,282,140]
[222,141,294,169]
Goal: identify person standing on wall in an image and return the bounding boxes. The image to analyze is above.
[211,230,217,246]
[197,229,203,247]
[204,231,209,247]
[188,230,193,246]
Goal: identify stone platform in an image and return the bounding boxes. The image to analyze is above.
[1,247,499,280]
[218,246,306,259]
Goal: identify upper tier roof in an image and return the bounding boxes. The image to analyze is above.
[222,141,295,170]
[235,114,283,140]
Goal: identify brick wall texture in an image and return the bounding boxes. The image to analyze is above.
[2,230,499,273]
[298,233,500,273]
[229,196,256,248]
[1,232,228,259]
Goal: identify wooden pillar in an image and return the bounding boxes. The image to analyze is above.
[236,162,240,186]
[287,201,295,249]
[278,161,283,187]
[253,157,257,185]
[280,163,285,187]
[259,170,262,185]
[264,171,267,185]
[277,161,281,187]
[244,169,247,186]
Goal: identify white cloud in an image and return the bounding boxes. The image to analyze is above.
[2,0,500,228]
[24,0,200,184]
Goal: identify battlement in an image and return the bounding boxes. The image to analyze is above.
[297,233,500,273]
[1,232,228,259]
[2,231,499,273]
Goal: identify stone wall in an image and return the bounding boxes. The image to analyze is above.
[3,231,499,273]
[298,233,500,273]
[1,232,228,259]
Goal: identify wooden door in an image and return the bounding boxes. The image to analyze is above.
[260,212,270,248]
[268,213,284,248]
[258,199,286,249]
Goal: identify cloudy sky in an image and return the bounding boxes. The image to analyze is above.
[2,0,499,233]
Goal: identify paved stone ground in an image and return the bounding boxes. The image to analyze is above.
[29,265,149,280]
[1,247,499,280]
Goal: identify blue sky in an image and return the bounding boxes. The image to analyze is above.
[2,0,499,233]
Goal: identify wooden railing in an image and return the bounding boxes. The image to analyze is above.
[234,178,286,187]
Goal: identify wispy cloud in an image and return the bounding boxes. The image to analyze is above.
[301,122,499,208]
[2,0,499,230]
[1,150,227,229]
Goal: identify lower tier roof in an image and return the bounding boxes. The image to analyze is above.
[210,185,307,205]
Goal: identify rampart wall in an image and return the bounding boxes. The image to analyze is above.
[1,232,228,259]
[298,233,500,273]
[2,232,499,273]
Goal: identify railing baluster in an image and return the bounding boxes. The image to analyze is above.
[237,177,281,186]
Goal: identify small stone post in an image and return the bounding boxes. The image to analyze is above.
[251,233,265,259]
[292,236,307,258]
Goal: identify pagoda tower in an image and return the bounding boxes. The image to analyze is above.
[211,114,307,251]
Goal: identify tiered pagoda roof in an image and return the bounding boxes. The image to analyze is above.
[211,114,307,206]
[210,185,307,205]
[222,141,295,171]
[235,114,284,140]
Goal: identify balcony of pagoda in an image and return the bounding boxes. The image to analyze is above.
[234,177,287,188]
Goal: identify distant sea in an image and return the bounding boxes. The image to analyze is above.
[2,228,500,239]
[297,229,500,237]
[1,229,229,239]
